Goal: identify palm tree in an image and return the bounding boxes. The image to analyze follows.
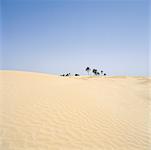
[101,70,103,75]
[85,67,91,75]
[96,72,100,76]
[92,69,97,75]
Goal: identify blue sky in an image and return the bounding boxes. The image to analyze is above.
[0,0,150,76]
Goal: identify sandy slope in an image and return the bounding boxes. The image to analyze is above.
[0,71,150,150]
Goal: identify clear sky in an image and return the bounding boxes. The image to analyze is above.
[0,0,150,76]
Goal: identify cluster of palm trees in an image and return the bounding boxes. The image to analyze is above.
[60,67,107,77]
[85,67,106,76]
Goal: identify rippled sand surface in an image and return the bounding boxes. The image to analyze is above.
[0,71,150,150]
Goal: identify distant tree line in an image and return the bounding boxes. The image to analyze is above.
[86,67,106,76]
[60,67,107,77]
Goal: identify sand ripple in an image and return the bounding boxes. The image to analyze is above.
[0,71,150,150]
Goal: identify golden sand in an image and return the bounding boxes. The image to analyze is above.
[0,71,150,150]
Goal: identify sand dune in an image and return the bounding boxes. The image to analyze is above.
[0,71,150,150]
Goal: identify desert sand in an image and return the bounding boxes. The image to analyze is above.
[0,71,150,150]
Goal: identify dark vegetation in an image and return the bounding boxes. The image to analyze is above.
[60,67,107,77]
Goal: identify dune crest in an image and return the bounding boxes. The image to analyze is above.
[0,71,150,150]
